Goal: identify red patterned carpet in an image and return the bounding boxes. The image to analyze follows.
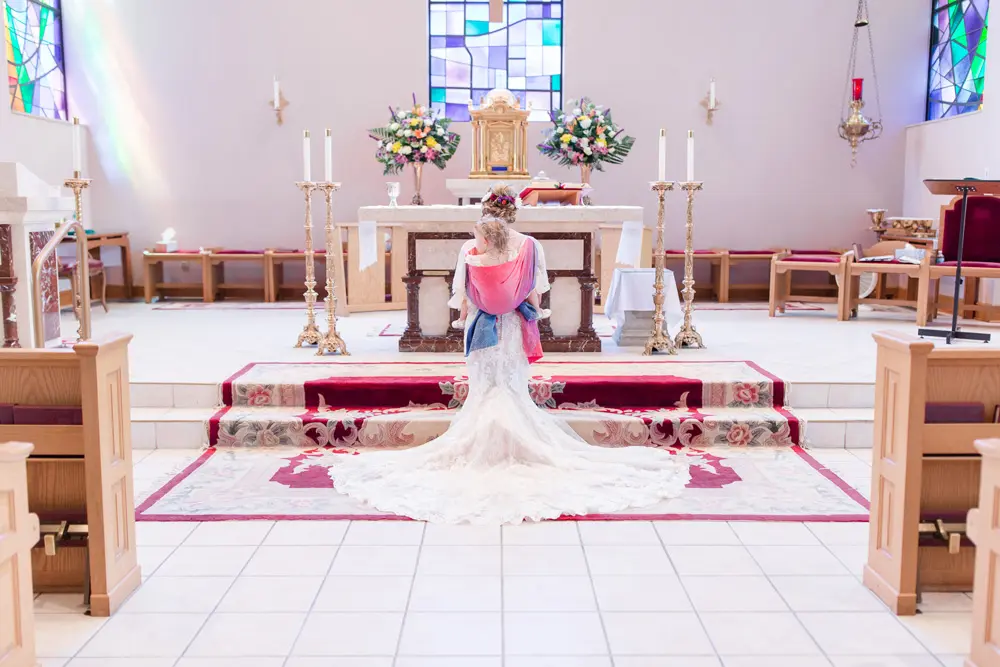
[209,360,800,449]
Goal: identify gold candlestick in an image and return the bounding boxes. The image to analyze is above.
[315,182,348,356]
[643,181,677,356]
[294,181,321,347]
[64,173,91,338]
[675,181,705,349]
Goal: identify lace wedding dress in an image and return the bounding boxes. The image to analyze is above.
[326,232,694,524]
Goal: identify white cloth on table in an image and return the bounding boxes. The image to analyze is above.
[358,219,378,270]
[615,219,644,267]
[604,267,683,336]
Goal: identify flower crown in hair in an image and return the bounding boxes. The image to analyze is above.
[483,190,522,209]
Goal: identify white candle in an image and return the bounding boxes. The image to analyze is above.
[686,130,694,182]
[273,77,280,110]
[324,128,332,182]
[709,79,716,109]
[72,117,81,175]
[302,130,311,182]
[657,128,666,182]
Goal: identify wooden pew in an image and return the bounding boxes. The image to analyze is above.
[0,441,39,667]
[967,438,1000,667]
[0,334,139,616]
[864,331,1000,614]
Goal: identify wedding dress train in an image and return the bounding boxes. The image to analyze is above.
[325,234,694,524]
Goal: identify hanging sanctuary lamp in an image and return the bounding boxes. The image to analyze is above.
[838,0,884,165]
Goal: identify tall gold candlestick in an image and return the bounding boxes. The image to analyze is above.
[64,173,91,339]
[675,181,705,349]
[315,182,348,356]
[643,181,677,356]
[294,181,321,347]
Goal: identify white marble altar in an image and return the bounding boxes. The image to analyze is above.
[0,163,75,347]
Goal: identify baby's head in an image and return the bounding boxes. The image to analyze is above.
[480,184,519,225]
[475,215,510,254]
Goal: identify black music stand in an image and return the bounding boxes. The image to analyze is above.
[917,178,998,344]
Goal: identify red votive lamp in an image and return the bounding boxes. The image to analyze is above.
[852,78,864,102]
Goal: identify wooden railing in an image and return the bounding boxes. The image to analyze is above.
[32,221,91,347]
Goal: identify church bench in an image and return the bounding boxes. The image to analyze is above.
[769,251,851,320]
[845,240,930,319]
[663,249,726,301]
[967,438,1000,667]
[722,249,781,302]
[206,249,269,302]
[0,441,39,666]
[142,249,211,303]
[0,335,139,616]
[864,331,998,615]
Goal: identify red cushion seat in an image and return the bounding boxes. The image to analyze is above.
[214,249,266,255]
[938,260,1000,269]
[58,258,104,276]
[781,255,841,263]
[729,250,777,255]
[665,249,721,255]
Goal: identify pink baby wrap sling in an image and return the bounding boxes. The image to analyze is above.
[464,238,543,363]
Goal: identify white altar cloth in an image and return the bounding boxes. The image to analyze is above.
[356,204,645,271]
[605,268,683,336]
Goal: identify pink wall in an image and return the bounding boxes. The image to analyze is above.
[58,0,929,267]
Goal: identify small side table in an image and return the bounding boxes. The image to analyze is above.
[61,232,134,300]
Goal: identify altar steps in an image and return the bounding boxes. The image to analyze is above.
[126,360,876,451]
[130,405,873,451]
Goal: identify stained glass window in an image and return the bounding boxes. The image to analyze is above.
[5,0,67,119]
[927,0,989,120]
[429,0,563,122]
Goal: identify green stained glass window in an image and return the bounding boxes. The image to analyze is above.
[928,0,989,120]
[429,0,563,121]
[4,0,66,119]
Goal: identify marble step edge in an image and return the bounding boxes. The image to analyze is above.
[129,381,876,411]
[129,406,875,451]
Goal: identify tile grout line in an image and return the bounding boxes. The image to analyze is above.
[500,525,506,667]
[656,521,721,662]
[176,520,279,662]
[282,518,352,667]
[576,522,614,663]
[392,521,428,666]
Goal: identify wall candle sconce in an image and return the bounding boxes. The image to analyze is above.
[270,76,289,126]
[700,78,720,125]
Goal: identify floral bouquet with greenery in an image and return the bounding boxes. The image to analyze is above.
[369,95,461,176]
[537,97,635,171]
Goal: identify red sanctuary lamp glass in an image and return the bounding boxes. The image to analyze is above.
[852,78,864,102]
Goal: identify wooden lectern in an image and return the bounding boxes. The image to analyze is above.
[918,178,1000,344]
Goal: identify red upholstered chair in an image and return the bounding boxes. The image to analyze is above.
[59,257,108,312]
[918,194,1000,326]
[769,251,851,320]
[664,249,726,301]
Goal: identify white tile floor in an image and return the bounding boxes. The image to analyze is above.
[34,447,971,666]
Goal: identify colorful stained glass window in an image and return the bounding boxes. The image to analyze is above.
[5,0,66,119]
[927,0,989,120]
[429,0,563,122]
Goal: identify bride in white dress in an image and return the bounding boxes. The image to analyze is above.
[326,186,694,524]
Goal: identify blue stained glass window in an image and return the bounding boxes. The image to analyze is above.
[927,0,989,120]
[5,0,67,119]
[429,0,563,121]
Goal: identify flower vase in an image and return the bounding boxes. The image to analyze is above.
[411,163,424,206]
[579,164,593,206]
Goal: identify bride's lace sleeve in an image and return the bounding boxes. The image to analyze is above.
[447,239,476,309]
[533,237,551,294]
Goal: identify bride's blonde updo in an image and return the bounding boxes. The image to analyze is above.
[480,184,520,225]
[476,215,510,255]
